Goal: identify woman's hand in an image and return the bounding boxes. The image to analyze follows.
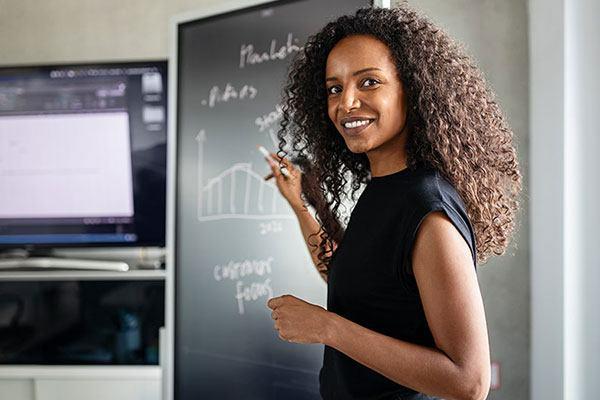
[267,294,333,344]
[263,152,305,212]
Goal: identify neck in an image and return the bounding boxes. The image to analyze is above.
[369,155,408,177]
[367,130,408,178]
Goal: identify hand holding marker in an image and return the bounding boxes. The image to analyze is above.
[258,145,290,179]
[259,145,307,212]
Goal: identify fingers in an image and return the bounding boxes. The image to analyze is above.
[267,152,293,170]
[267,294,293,309]
[270,152,292,169]
[268,297,294,343]
[270,160,282,180]
[267,296,280,309]
[261,151,296,181]
[270,160,290,179]
[270,152,284,162]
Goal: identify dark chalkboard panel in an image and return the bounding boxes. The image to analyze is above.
[174,1,370,398]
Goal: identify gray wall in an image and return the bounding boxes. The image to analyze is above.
[0,0,222,66]
[528,0,564,397]
[0,1,530,399]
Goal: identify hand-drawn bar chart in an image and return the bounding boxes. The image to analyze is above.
[196,129,294,221]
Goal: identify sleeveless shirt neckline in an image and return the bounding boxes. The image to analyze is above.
[369,166,412,183]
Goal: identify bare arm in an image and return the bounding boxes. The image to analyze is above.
[264,151,336,283]
[321,211,490,400]
[292,205,337,283]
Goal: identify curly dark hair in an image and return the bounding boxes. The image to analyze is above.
[276,4,522,276]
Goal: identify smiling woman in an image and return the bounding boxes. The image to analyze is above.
[265,4,521,400]
[325,35,409,173]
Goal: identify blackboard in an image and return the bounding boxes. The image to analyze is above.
[173,0,370,398]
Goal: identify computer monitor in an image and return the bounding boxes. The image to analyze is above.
[0,60,168,258]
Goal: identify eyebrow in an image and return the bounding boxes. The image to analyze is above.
[325,67,383,82]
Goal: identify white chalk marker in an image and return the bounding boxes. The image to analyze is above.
[257,145,290,178]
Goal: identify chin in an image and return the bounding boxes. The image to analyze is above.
[343,139,370,154]
[347,146,366,154]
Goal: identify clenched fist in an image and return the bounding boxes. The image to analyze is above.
[267,294,333,344]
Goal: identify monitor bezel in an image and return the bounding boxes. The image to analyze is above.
[0,59,168,249]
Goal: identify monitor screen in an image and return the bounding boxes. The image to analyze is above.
[0,61,167,248]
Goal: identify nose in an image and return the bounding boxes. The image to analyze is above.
[339,86,360,114]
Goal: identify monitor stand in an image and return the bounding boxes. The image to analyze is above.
[0,249,129,272]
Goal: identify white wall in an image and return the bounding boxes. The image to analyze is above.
[564,0,600,398]
[530,0,600,398]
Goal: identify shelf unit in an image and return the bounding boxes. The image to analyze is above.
[0,366,161,400]
[0,250,167,400]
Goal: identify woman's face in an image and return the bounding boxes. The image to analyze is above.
[325,34,408,156]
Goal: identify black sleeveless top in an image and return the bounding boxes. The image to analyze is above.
[319,166,477,400]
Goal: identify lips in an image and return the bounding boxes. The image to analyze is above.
[340,116,375,135]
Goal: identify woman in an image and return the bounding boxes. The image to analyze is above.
[266,5,521,400]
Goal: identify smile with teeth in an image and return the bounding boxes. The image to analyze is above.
[343,119,372,129]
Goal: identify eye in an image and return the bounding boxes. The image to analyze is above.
[327,85,341,95]
[362,78,380,88]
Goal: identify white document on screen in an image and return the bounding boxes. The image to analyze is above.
[0,112,134,218]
